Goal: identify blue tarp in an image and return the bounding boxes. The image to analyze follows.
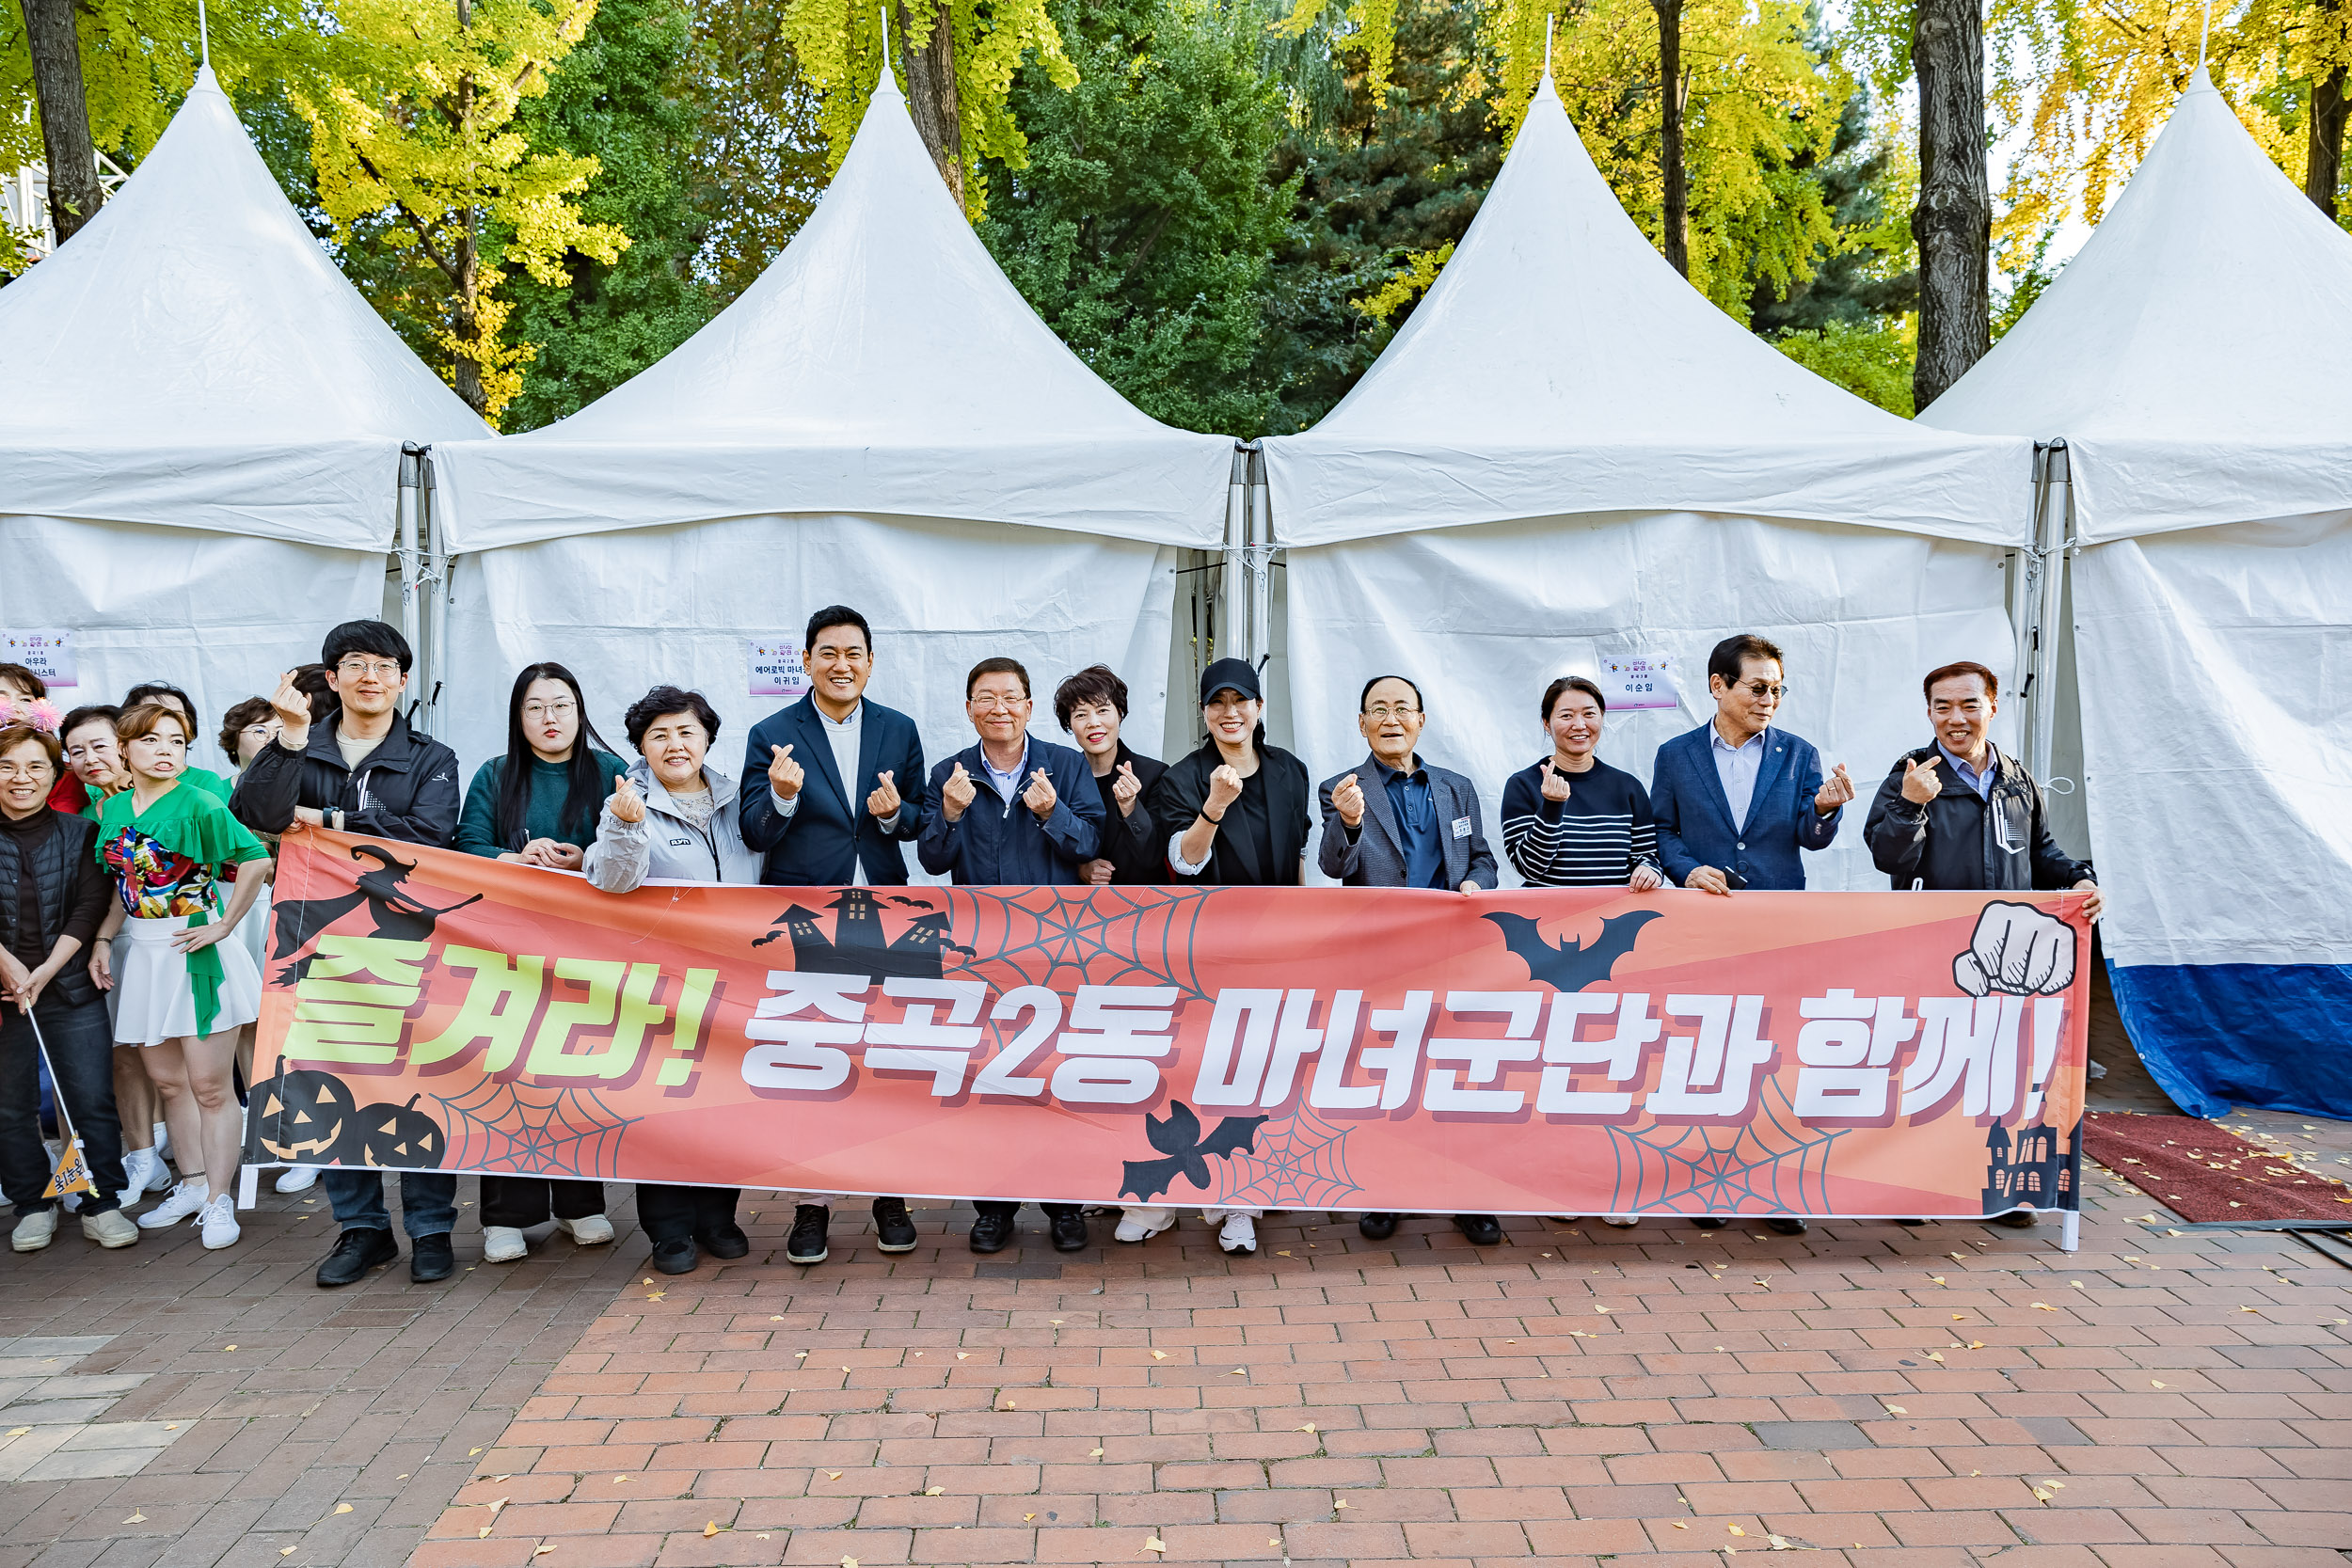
[2108,959,2352,1121]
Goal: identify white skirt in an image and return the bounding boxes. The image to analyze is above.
[114,914,263,1046]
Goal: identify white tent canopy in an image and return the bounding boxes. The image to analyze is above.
[1924,71,2352,545]
[0,66,487,547]
[0,66,484,769]
[1922,71,2352,1119]
[432,73,1232,555]
[427,71,1231,783]
[1264,72,2027,894]
[1262,74,2029,549]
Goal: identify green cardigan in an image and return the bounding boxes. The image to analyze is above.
[455,752,628,858]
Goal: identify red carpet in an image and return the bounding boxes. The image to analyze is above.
[2082,1111,2352,1224]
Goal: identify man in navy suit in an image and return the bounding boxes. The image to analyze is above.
[1648,633,1856,1238]
[739,604,927,1267]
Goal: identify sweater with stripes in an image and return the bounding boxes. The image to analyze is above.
[1500,756,1661,887]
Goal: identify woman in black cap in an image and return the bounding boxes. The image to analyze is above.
[1131,657,1311,1256]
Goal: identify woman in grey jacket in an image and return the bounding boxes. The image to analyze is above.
[582,687,759,1274]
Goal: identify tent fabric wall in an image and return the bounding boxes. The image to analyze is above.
[1284,514,2020,894]
[2074,514,2352,1118]
[0,515,386,774]
[439,515,1177,827]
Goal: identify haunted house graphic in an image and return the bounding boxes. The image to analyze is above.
[1984,1119,2077,1212]
[760,889,974,980]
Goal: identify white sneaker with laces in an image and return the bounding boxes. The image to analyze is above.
[1601,1216,1641,1228]
[556,1213,614,1245]
[1114,1207,1176,1243]
[482,1225,529,1262]
[137,1178,209,1229]
[151,1121,171,1164]
[198,1194,240,1249]
[12,1209,56,1251]
[274,1165,319,1194]
[1217,1212,1258,1255]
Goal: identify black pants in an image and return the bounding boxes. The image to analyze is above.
[635,1183,739,1243]
[973,1201,1081,1222]
[480,1176,604,1228]
[1,990,126,1216]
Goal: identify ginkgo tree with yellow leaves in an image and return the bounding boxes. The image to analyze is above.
[296,0,628,422]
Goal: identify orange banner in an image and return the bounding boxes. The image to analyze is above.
[245,828,2091,1220]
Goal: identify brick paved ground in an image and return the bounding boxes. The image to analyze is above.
[6,995,2347,1568]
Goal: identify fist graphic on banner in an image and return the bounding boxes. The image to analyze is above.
[1953,900,2078,997]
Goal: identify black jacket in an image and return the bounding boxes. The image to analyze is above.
[738,696,925,886]
[0,808,107,1007]
[229,710,463,848]
[1863,742,2092,893]
[1088,743,1168,885]
[1146,738,1312,886]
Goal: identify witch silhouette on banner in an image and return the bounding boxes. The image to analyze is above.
[269,842,482,983]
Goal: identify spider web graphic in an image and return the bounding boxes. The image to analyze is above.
[1216,1103,1361,1208]
[946,886,1218,998]
[1600,1075,1847,1215]
[435,1078,642,1180]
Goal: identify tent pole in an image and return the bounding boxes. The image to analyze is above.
[421,450,452,736]
[2028,441,2071,779]
[1221,444,1249,665]
[1243,441,1271,671]
[396,443,426,719]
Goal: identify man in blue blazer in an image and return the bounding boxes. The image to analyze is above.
[737,604,927,1268]
[1649,633,1856,1239]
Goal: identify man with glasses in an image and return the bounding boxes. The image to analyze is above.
[230,620,465,1287]
[918,657,1103,1256]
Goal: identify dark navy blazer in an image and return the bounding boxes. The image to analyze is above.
[738,696,926,886]
[1649,723,1840,891]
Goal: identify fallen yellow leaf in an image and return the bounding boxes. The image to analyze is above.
[1151,1350,1168,1360]
[124,1512,148,1524]
[283,1550,297,1557]
[1090,1448,1105,1457]
[1299,1423,1317,1433]
[1335,1498,1349,1509]
[2153,1380,2167,1388]
[1926,1353,1945,1363]
[1730,1524,1746,1536]
[841,1559,859,1568]
[6,1427,28,1436]
[825,1471,841,1480]
[956,1352,970,1360]
[1230,1368,1247,1375]
[703,1522,720,1538]
[2032,1303,2057,1311]
[1673,1522,1689,1530]
[1143,1537,1168,1555]
[1968,1341,1985,1350]
[534,1548,556,1558]
[1885,1405,1908,1415]
[925,1486,945,1497]
[1025,1513,1037,1522]
[334,1504,352,1514]
[225,1346,236,1352]
[2033,1488,2052,1501]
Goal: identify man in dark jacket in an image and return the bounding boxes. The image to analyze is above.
[739,606,925,888]
[230,620,464,1288]
[1053,664,1166,885]
[921,656,1103,1257]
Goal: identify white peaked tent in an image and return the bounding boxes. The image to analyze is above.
[1923,71,2352,1119]
[1263,72,2031,892]
[430,70,1234,780]
[0,67,489,763]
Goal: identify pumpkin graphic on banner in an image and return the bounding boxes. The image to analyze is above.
[253,1068,358,1161]
[358,1095,446,1169]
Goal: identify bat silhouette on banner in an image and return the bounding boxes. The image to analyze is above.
[1119,1101,1268,1202]
[1483,909,1661,991]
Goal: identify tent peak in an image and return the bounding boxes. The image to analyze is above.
[874,8,905,102]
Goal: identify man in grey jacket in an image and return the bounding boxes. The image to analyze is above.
[1314,674,1502,1247]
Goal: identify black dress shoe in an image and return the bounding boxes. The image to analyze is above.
[316,1227,397,1288]
[1691,1217,1729,1229]
[1358,1212,1400,1241]
[697,1223,751,1260]
[786,1204,830,1265]
[1049,1210,1089,1252]
[1765,1216,1810,1236]
[872,1196,917,1253]
[1893,1218,1928,1227]
[1991,1211,2038,1228]
[969,1212,1014,1254]
[1453,1214,1503,1246]
[652,1237,698,1275]
[409,1233,455,1282]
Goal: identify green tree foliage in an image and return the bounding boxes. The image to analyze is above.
[1748,87,1917,333]
[1772,317,1915,414]
[978,0,1295,435]
[499,0,717,431]
[680,0,830,302]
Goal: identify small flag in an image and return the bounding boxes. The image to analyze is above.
[44,1136,94,1199]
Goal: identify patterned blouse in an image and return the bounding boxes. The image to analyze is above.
[96,784,269,920]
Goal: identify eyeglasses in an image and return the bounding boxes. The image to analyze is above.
[0,763,53,781]
[968,694,1029,712]
[1737,681,1788,700]
[1362,704,1422,719]
[521,700,577,719]
[337,658,402,678]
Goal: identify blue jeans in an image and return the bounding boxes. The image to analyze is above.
[0,990,125,1216]
[325,1168,457,1239]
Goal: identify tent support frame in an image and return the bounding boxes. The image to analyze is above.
[2016,441,2074,780]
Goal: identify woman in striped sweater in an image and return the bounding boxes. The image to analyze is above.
[1500,676,1665,890]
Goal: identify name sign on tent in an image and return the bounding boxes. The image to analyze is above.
[0,629,74,688]
[1597,654,1678,712]
[246,831,2093,1233]
[748,639,811,697]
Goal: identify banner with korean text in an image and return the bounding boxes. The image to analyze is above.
[246,829,2092,1223]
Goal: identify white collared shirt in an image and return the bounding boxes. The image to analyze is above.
[1710,722,1770,827]
[771,700,897,886]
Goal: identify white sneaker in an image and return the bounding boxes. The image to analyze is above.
[137,1178,209,1229]
[482,1225,529,1262]
[1114,1207,1176,1243]
[151,1121,172,1164]
[1549,1215,1584,1223]
[118,1148,172,1209]
[198,1194,240,1249]
[81,1210,138,1248]
[1217,1212,1258,1255]
[556,1213,614,1245]
[12,1209,56,1252]
[274,1165,319,1194]
[1602,1216,1641,1228]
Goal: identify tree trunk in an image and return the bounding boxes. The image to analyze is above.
[17,0,104,245]
[1911,0,1991,411]
[898,0,964,209]
[2307,52,2347,217]
[1653,0,1689,276]
[450,0,487,416]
